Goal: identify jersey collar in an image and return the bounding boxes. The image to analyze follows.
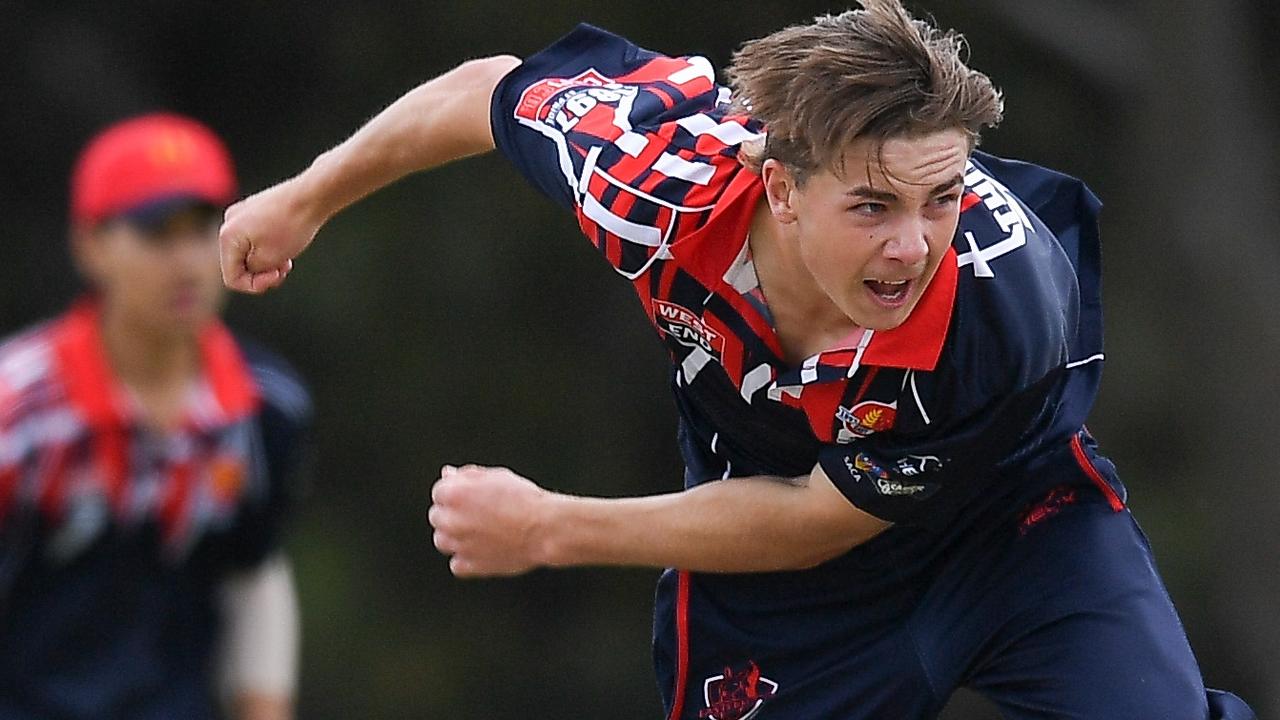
[669,171,957,376]
[54,300,259,431]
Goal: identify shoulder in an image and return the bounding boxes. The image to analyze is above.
[498,23,720,124]
[955,158,1080,309]
[491,23,761,219]
[959,153,1102,287]
[940,156,1096,391]
[0,318,68,426]
[495,23,729,159]
[232,335,313,430]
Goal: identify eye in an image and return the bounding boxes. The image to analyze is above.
[136,227,176,247]
[932,193,960,207]
[850,202,887,216]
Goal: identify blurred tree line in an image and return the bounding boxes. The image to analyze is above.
[2,1,1276,717]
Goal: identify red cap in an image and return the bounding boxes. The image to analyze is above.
[70,113,237,226]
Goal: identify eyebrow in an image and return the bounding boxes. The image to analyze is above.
[846,174,965,201]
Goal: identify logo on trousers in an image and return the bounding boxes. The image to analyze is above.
[699,662,778,720]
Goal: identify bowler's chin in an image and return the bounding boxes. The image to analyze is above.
[850,299,921,332]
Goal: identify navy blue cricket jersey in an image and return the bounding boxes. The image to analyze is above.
[490,24,1146,719]
[491,24,1119,522]
[0,302,311,720]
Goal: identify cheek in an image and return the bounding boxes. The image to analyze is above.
[803,218,876,268]
[795,225,839,278]
[928,217,959,256]
[106,246,175,298]
[89,242,140,292]
[797,233,873,299]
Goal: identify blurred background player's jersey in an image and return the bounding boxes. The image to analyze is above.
[0,302,310,720]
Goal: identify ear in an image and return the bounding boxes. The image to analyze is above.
[760,159,799,224]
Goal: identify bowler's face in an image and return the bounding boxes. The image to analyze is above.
[780,129,968,330]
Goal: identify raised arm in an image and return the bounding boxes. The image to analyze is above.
[428,464,891,576]
[219,54,522,294]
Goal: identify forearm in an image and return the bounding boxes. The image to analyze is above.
[292,55,521,224]
[539,470,890,573]
[218,554,299,720]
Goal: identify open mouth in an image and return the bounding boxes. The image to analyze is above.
[863,278,912,307]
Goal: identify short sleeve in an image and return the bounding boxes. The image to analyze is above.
[491,24,722,208]
[818,369,1068,524]
[490,24,761,279]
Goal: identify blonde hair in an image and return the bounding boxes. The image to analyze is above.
[727,0,1003,182]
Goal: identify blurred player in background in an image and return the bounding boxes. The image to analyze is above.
[217,0,1253,718]
[0,113,310,720]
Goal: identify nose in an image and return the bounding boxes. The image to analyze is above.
[882,218,930,266]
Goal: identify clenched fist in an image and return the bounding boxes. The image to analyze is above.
[219,177,324,294]
[428,464,556,577]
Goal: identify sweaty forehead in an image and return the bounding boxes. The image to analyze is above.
[842,130,969,193]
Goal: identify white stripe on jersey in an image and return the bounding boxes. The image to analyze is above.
[766,384,803,402]
[581,192,664,247]
[681,347,714,382]
[721,240,760,294]
[667,56,714,86]
[0,336,53,394]
[0,408,81,466]
[615,213,677,281]
[590,165,717,213]
[675,114,763,147]
[611,82,648,157]
[909,370,932,426]
[616,131,649,157]
[846,330,875,378]
[1066,353,1105,369]
[800,354,820,384]
[252,364,312,422]
[740,363,773,403]
[653,152,716,186]
[513,116,584,204]
[578,146,602,196]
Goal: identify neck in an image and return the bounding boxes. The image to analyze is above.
[99,303,202,391]
[748,200,861,362]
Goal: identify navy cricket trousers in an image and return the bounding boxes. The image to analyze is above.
[653,486,1255,719]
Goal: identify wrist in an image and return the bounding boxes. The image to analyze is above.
[532,491,575,568]
[295,151,347,226]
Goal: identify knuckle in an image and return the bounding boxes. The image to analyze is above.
[431,479,454,504]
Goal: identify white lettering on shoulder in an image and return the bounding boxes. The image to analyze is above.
[957,163,1035,278]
